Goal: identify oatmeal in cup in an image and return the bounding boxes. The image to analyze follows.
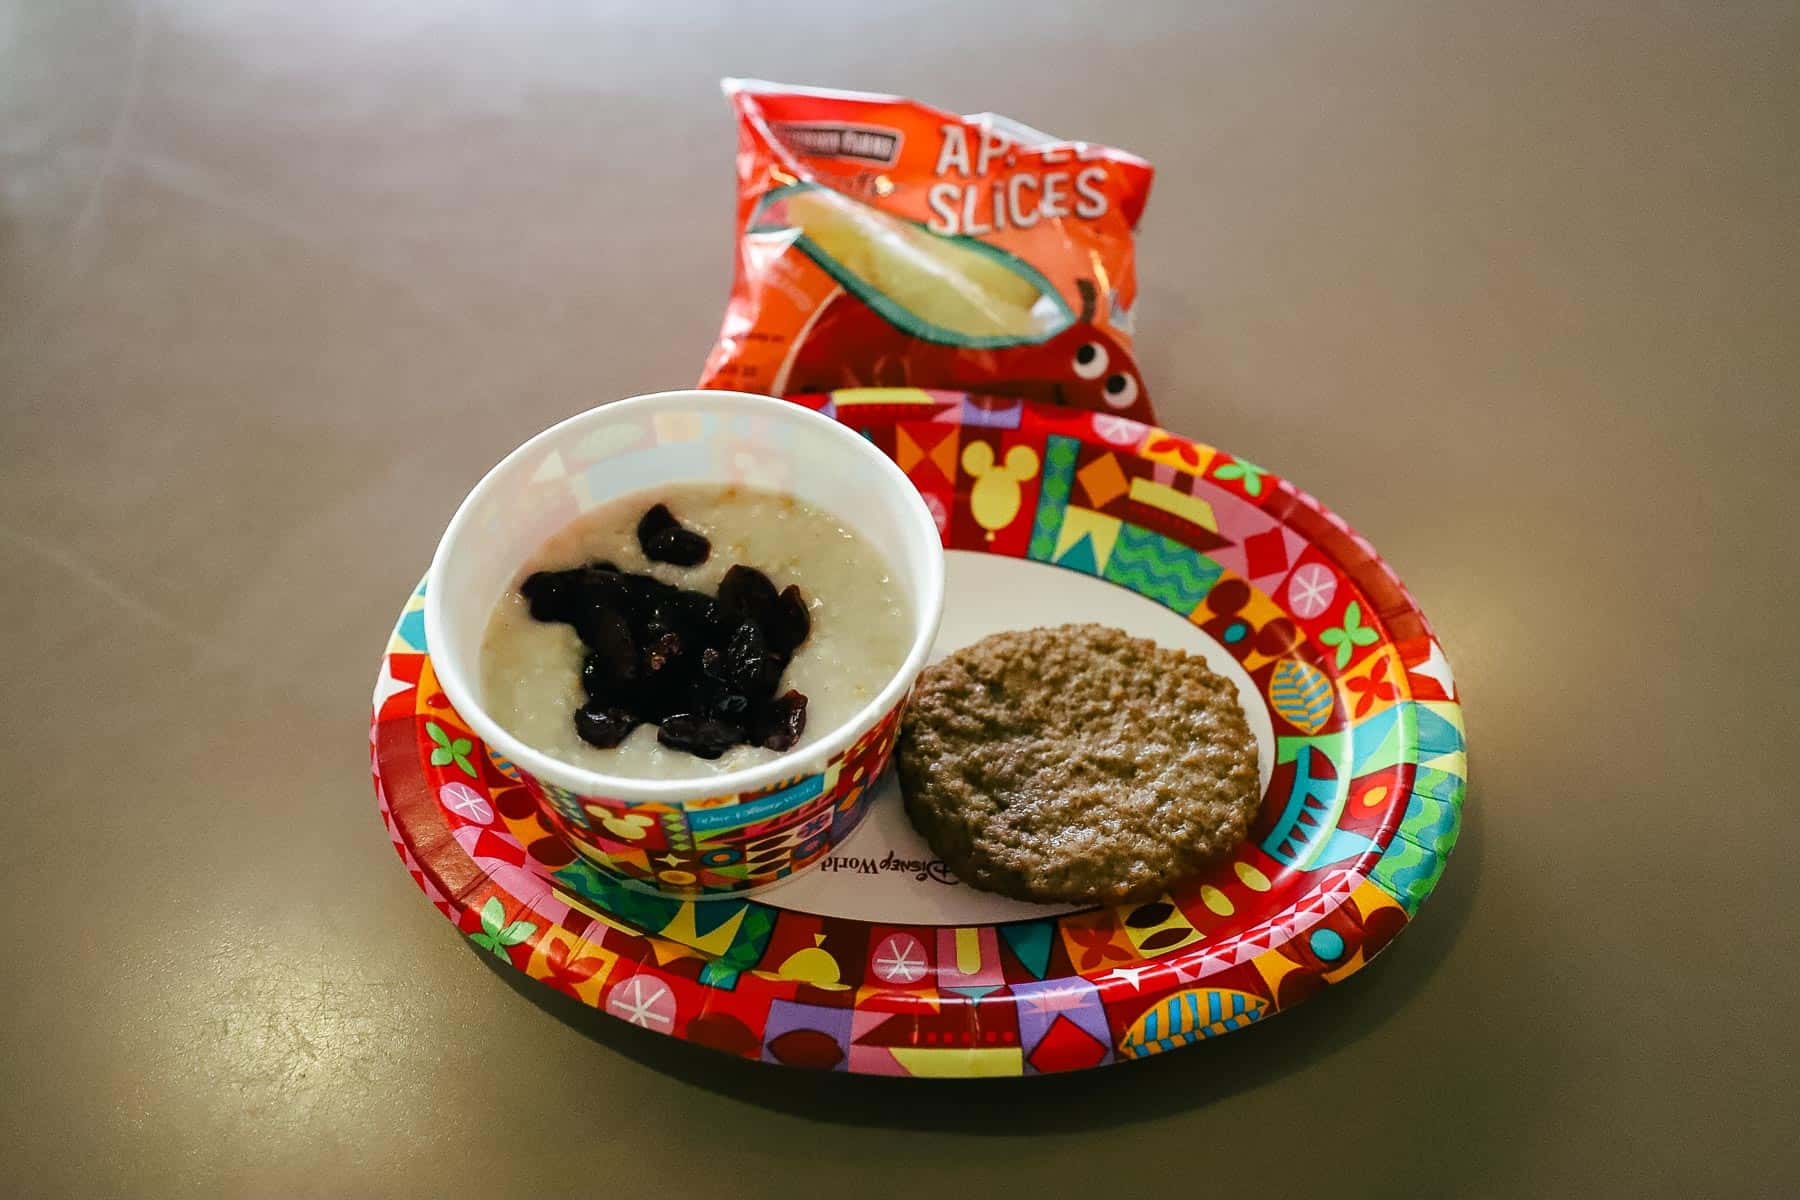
[424,391,946,899]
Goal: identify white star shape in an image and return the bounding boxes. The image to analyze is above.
[607,977,672,1030]
[655,853,685,868]
[371,660,414,711]
[872,936,926,983]
[1104,965,1157,991]
[1410,639,1456,698]
[1287,564,1336,618]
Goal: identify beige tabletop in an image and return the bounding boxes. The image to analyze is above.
[4,2,1797,1196]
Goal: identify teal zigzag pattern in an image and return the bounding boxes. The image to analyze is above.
[1370,766,1465,913]
[1102,524,1222,613]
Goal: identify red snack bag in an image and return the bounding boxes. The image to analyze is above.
[699,79,1158,424]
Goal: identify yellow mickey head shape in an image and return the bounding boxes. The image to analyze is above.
[960,442,1041,541]
[595,810,656,841]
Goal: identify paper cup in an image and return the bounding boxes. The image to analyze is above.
[424,391,945,899]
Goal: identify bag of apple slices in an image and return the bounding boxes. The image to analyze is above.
[699,79,1158,424]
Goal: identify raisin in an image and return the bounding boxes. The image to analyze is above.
[520,569,584,623]
[765,584,811,656]
[645,526,711,567]
[725,621,786,697]
[726,619,764,661]
[642,629,684,675]
[574,704,637,749]
[717,564,779,624]
[522,544,815,761]
[749,690,808,752]
[576,569,634,614]
[574,605,638,685]
[589,568,672,621]
[582,653,629,703]
[637,504,711,566]
[636,503,679,544]
[626,670,688,723]
[672,588,722,630]
[710,691,751,720]
[656,714,743,760]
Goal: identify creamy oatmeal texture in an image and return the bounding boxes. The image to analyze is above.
[480,483,911,780]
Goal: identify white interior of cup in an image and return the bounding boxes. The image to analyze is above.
[424,390,946,803]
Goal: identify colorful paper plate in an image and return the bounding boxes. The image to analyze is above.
[369,390,1466,1076]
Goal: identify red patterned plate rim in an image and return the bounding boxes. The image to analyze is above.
[369,392,1466,1076]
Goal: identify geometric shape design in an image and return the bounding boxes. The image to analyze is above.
[1076,451,1130,509]
[946,984,1002,1001]
[870,932,928,984]
[1011,976,1111,1075]
[660,901,750,958]
[1119,898,1203,957]
[372,390,1463,1076]
[1137,430,1216,474]
[896,423,959,483]
[1056,532,1100,575]
[1411,638,1456,698]
[1102,523,1224,613]
[936,926,1004,992]
[888,1048,1024,1078]
[1091,413,1147,447]
[1026,434,1081,564]
[1269,658,1335,734]
[1027,1015,1108,1073]
[1341,704,1407,778]
[832,387,938,408]
[395,607,427,652]
[1118,989,1268,1059]
[1128,475,1217,531]
[1414,702,1467,760]
[604,975,676,1031]
[1286,562,1337,619]
[1262,744,1345,868]
[764,999,854,1070]
[1000,920,1056,980]
[1199,480,1300,584]
[1052,506,1123,575]
[767,1028,846,1070]
[960,395,1024,429]
[1235,860,1273,891]
[372,659,415,712]
[438,781,493,824]
[1243,526,1291,579]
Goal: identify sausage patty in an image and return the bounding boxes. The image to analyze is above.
[898,624,1261,905]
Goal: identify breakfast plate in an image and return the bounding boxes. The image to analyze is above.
[369,390,1466,1076]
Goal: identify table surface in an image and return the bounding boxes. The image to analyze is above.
[4,2,1796,1196]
